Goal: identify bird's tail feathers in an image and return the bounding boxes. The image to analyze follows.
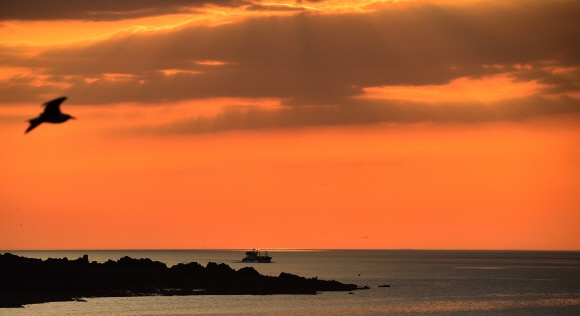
[25,117,42,133]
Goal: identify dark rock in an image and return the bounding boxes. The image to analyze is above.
[72,255,89,265]
[378,284,391,287]
[0,253,360,308]
[236,266,260,277]
[205,262,234,276]
[171,262,204,275]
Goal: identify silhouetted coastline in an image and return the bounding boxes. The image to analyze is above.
[0,253,362,308]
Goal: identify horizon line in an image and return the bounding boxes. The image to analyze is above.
[3,248,580,252]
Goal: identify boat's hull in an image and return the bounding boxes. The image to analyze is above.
[242,256,272,263]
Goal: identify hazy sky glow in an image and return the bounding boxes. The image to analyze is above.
[1,0,579,250]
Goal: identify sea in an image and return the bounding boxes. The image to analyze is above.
[1,250,580,315]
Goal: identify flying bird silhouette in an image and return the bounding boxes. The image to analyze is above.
[26,97,75,133]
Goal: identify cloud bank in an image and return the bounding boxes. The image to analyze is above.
[1,0,580,131]
[140,96,579,134]
[0,0,252,21]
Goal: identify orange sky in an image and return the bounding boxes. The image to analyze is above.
[1,0,580,250]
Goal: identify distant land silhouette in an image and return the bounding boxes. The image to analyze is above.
[0,253,364,308]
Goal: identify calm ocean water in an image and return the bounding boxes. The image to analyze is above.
[2,250,580,315]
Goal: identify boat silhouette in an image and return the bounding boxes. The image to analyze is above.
[242,249,272,263]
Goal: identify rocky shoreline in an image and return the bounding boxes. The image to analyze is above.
[0,253,362,308]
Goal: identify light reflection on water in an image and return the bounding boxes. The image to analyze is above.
[2,250,580,315]
[4,294,580,316]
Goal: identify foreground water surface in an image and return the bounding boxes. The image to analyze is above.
[2,250,580,315]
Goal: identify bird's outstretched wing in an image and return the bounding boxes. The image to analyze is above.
[42,97,67,116]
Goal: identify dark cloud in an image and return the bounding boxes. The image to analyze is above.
[538,69,580,95]
[0,80,60,104]
[136,96,580,134]
[295,0,326,3]
[0,0,252,21]
[246,4,307,12]
[1,0,580,129]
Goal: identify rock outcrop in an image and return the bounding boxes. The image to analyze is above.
[0,253,360,308]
